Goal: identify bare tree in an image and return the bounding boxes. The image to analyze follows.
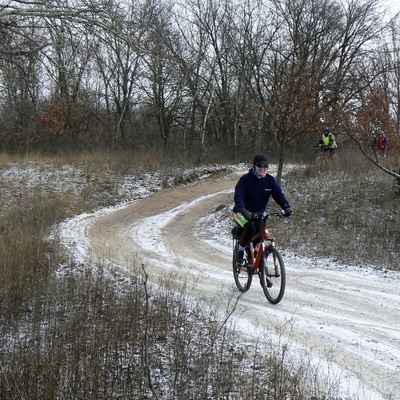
[93,2,147,146]
[338,8,400,178]
[383,16,400,135]
[1,0,399,159]
[0,0,111,147]
[236,0,388,182]
[176,0,240,152]
[237,0,342,181]
[141,0,186,145]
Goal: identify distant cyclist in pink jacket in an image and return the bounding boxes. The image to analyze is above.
[372,130,388,158]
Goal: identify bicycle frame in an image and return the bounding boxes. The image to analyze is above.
[246,224,273,273]
[315,146,331,166]
[375,146,387,158]
[232,211,286,304]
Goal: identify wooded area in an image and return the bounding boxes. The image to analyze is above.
[1,0,400,163]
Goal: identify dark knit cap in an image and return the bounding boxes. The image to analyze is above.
[253,154,269,165]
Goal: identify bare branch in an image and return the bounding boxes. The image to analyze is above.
[349,133,400,180]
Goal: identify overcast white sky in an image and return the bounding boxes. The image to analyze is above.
[385,0,400,18]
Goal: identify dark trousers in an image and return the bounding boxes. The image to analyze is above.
[240,218,263,248]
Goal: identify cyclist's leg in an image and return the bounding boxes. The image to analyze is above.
[233,213,256,248]
[241,221,255,247]
[233,213,255,264]
[232,214,255,291]
[253,218,263,246]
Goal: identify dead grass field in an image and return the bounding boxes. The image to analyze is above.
[0,149,398,399]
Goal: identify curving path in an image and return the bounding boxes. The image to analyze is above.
[83,173,400,400]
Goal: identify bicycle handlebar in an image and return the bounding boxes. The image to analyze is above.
[316,145,330,151]
[249,211,284,220]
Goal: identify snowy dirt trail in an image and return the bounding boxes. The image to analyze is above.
[83,172,400,400]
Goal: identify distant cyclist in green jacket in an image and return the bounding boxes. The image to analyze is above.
[316,125,337,158]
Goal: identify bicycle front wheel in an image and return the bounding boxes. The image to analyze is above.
[233,242,252,292]
[316,155,327,167]
[259,247,285,304]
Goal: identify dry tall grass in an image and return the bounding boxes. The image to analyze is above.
[1,149,397,399]
[277,151,399,270]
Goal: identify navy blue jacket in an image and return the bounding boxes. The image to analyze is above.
[233,169,290,214]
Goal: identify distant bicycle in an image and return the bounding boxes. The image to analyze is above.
[232,212,286,304]
[374,145,387,158]
[315,145,331,166]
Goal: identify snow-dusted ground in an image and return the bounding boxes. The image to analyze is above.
[133,191,400,400]
[58,167,400,400]
[3,161,400,399]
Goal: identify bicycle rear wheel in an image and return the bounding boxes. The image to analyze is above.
[233,241,252,292]
[259,247,285,304]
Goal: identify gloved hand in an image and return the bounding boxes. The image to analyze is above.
[238,207,251,220]
[283,207,292,217]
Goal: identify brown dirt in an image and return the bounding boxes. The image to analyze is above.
[86,172,400,400]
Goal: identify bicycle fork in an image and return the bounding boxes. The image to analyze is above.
[248,238,273,272]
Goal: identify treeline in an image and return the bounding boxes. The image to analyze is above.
[1,0,399,160]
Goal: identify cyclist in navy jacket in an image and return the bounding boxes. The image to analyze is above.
[233,154,292,265]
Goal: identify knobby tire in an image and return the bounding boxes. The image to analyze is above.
[233,241,252,292]
[259,247,285,304]
[316,155,328,167]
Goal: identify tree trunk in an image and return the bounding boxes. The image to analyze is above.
[276,140,285,185]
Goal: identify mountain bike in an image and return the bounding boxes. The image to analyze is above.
[374,145,387,158]
[232,212,286,304]
[315,145,330,166]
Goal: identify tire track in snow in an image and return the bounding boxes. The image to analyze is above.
[81,174,400,400]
